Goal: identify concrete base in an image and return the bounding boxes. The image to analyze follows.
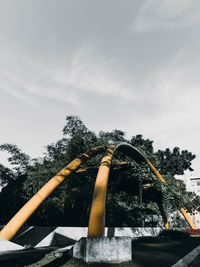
[10,227,161,248]
[73,237,132,263]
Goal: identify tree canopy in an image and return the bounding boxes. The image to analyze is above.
[0,115,199,227]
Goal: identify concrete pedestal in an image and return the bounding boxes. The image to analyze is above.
[73,237,132,263]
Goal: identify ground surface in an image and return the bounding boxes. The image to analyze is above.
[1,236,200,266]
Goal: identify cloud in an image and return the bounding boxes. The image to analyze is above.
[0,45,80,106]
[141,48,200,161]
[0,42,159,114]
[153,51,200,112]
[1,40,200,173]
[132,0,200,32]
[2,40,199,131]
[1,42,199,124]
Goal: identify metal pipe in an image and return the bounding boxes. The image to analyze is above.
[0,146,108,240]
[114,143,170,228]
[180,207,195,229]
[88,146,114,237]
[158,203,169,230]
[145,160,166,184]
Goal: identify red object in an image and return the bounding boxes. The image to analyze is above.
[183,229,200,235]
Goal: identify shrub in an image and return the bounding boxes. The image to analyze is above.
[158,229,190,239]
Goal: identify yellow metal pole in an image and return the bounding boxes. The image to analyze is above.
[157,203,169,230]
[180,207,195,229]
[0,146,107,241]
[88,146,114,237]
[145,160,169,229]
[145,160,166,184]
[146,159,195,229]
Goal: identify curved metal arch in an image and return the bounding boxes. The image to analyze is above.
[114,143,195,230]
[0,142,195,241]
[88,146,115,237]
[113,143,170,229]
[0,145,110,241]
[114,142,166,183]
[88,142,170,237]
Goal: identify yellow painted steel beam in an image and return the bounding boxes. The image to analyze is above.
[145,160,170,229]
[157,203,169,230]
[145,160,166,184]
[115,143,170,229]
[180,207,195,229]
[88,146,114,237]
[146,159,196,229]
[146,158,195,229]
[0,145,108,241]
[114,143,196,230]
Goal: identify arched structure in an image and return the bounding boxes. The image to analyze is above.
[114,143,195,231]
[0,143,195,241]
[0,145,108,241]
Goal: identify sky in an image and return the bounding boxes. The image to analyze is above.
[0,0,200,177]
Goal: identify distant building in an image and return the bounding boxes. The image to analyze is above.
[183,177,200,228]
[186,177,200,196]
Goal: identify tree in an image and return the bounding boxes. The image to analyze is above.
[0,144,30,174]
[156,147,195,176]
[0,144,31,224]
[0,115,198,227]
[0,164,15,188]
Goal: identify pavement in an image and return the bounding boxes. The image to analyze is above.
[172,244,200,267]
[190,253,200,267]
[0,235,73,266]
[1,227,200,266]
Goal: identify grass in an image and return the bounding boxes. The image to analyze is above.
[2,236,200,266]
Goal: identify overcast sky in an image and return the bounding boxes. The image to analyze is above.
[0,0,200,176]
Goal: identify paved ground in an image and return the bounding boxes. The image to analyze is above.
[190,251,200,267]
[1,235,200,266]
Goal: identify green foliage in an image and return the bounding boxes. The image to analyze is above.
[99,129,125,144]
[0,144,30,173]
[156,147,195,175]
[63,116,97,150]
[0,174,27,224]
[0,164,15,187]
[0,115,199,227]
[130,134,154,154]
